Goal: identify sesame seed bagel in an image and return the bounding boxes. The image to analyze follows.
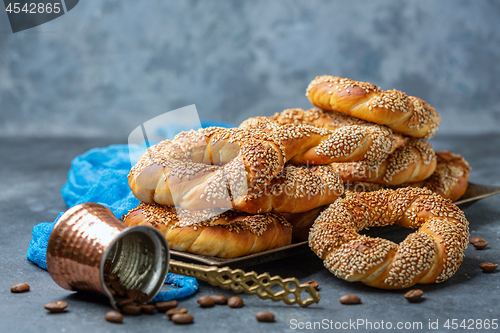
[306,75,441,139]
[240,117,394,165]
[347,151,470,202]
[330,138,437,185]
[405,151,470,202]
[309,187,469,289]
[242,107,409,154]
[233,163,345,214]
[129,126,286,211]
[123,203,292,258]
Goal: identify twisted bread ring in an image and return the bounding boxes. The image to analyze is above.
[286,152,470,241]
[309,187,469,289]
[405,151,470,201]
[242,107,408,153]
[123,203,292,258]
[240,117,394,165]
[349,151,470,201]
[234,164,345,214]
[129,127,286,211]
[330,138,437,185]
[306,75,441,139]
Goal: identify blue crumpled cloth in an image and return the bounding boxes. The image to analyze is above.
[26,120,232,300]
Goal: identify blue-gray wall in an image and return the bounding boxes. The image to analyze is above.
[0,0,499,138]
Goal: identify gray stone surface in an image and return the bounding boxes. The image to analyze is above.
[0,0,499,138]
[1,135,499,332]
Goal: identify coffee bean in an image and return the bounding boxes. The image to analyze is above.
[105,311,123,323]
[404,289,424,302]
[197,296,215,308]
[156,300,178,312]
[479,262,498,273]
[140,304,156,314]
[166,307,188,318]
[110,282,127,297]
[227,296,244,308]
[44,301,68,313]
[121,305,141,315]
[104,259,114,274]
[116,298,133,308]
[210,294,227,305]
[104,274,119,283]
[469,237,485,244]
[171,313,194,325]
[339,294,361,305]
[127,289,149,303]
[306,280,319,290]
[256,311,275,322]
[473,240,488,250]
[10,283,30,293]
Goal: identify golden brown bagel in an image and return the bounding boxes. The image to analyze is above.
[240,117,394,165]
[309,187,469,289]
[350,151,470,201]
[233,164,345,214]
[242,107,409,153]
[330,138,437,185]
[129,127,285,211]
[123,203,292,258]
[306,75,441,139]
[405,151,470,201]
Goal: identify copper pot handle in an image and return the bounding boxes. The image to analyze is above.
[169,259,320,307]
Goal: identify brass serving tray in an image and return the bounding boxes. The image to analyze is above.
[170,183,500,267]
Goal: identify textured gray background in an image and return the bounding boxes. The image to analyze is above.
[0,0,499,139]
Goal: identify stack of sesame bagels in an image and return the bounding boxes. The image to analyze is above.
[125,75,470,289]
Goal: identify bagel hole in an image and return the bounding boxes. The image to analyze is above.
[361,226,414,244]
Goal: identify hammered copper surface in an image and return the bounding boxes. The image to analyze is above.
[47,203,123,293]
[46,203,170,309]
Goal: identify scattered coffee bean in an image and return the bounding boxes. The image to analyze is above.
[166,307,188,318]
[140,304,156,314]
[339,294,361,305]
[227,296,244,308]
[121,305,141,315]
[156,300,178,312]
[473,240,488,250]
[171,313,194,325]
[210,294,228,305]
[404,289,424,302]
[306,280,319,290]
[116,298,134,308]
[479,262,498,273]
[44,301,68,313]
[197,296,215,308]
[128,289,149,303]
[469,237,485,244]
[256,311,275,322]
[108,288,116,296]
[105,311,123,323]
[10,283,30,293]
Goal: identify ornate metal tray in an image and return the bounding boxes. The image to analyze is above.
[170,183,500,267]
